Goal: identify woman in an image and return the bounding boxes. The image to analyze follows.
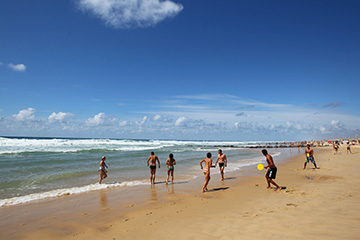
[200,152,214,192]
[166,153,176,184]
[98,156,108,184]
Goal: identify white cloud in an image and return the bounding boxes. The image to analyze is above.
[152,114,162,121]
[48,112,74,123]
[119,120,128,126]
[86,113,107,126]
[140,116,148,125]
[77,0,183,29]
[13,108,35,121]
[8,63,27,72]
[175,116,187,127]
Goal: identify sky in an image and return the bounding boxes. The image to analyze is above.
[0,0,360,141]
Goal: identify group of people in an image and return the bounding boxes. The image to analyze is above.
[98,145,320,192]
[333,141,352,155]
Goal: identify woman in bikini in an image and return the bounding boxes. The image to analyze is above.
[166,153,176,185]
[200,152,214,192]
[98,156,108,184]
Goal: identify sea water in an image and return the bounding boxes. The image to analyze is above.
[0,137,284,207]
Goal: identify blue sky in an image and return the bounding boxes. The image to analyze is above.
[1,0,359,141]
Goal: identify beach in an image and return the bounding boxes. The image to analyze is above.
[1,143,359,239]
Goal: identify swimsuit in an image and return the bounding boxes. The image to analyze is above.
[219,163,225,168]
[306,156,316,164]
[168,166,174,170]
[203,168,209,174]
[150,165,156,170]
[98,167,105,172]
[266,167,277,179]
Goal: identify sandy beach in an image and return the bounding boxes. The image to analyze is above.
[1,145,359,240]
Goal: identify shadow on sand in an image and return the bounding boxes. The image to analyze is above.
[207,187,230,192]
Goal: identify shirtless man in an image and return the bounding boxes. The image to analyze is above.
[200,152,215,192]
[147,152,160,184]
[98,156,108,184]
[215,149,227,181]
[304,144,318,169]
[262,149,281,191]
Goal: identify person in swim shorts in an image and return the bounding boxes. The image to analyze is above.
[200,152,215,192]
[98,156,108,184]
[165,153,176,185]
[147,152,160,184]
[303,144,319,169]
[215,149,227,181]
[262,149,282,191]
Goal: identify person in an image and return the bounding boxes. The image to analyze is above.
[333,141,339,154]
[166,153,176,184]
[98,156,108,184]
[347,142,352,154]
[200,152,215,192]
[215,149,227,181]
[147,152,160,184]
[303,144,319,169]
[262,149,281,191]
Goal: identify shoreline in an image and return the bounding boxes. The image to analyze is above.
[1,145,360,239]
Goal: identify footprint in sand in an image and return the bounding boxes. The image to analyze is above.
[286,203,298,207]
[146,212,153,215]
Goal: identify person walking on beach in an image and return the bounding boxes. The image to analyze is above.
[200,152,215,192]
[262,149,282,191]
[165,153,176,185]
[147,152,160,184]
[347,142,352,154]
[98,156,108,184]
[215,149,227,181]
[303,144,319,170]
[333,141,339,154]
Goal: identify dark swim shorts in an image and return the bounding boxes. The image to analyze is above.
[266,167,277,179]
[150,165,156,170]
[306,156,316,164]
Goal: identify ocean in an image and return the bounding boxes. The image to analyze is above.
[0,137,288,207]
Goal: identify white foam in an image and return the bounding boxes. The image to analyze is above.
[0,137,262,155]
[0,180,148,207]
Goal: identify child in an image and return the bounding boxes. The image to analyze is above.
[98,156,108,184]
[166,153,176,184]
[200,152,215,192]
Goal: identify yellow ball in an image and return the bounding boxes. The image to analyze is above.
[257,164,264,170]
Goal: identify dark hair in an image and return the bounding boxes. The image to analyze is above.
[218,149,222,152]
[207,152,212,158]
[151,152,154,155]
[262,149,268,155]
[169,153,174,160]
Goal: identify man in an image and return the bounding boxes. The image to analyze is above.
[215,149,227,181]
[147,152,160,184]
[303,144,318,169]
[262,149,281,191]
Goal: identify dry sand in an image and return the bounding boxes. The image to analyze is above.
[2,145,360,240]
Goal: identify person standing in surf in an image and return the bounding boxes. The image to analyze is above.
[215,149,227,181]
[262,149,282,191]
[147,152,160,184]
[165,153,176,185]
[98,156,108,184]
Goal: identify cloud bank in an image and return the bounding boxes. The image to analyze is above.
[77,0,184,29]
[1,94,360,140]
